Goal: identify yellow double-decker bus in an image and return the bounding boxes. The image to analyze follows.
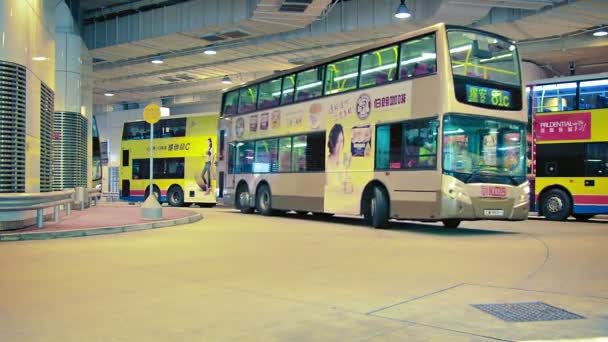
[530,72,608,220]
[217,23,529,228]
[120,114,219,206]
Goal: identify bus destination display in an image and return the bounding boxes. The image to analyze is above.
[466,85,511,108]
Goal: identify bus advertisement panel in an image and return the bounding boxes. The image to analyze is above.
[218,23,529,228]
[120,114,218,206]
[530,74,608,220]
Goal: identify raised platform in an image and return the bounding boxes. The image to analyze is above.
[0,203,202,241]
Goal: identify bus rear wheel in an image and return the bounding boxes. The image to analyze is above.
[256,184,274,216]
[442,219,461,228]
[541,188,571,221]
[145,186,161,204]
[364,186,389,228]
[236,184,254,214]
[167,186,184,207]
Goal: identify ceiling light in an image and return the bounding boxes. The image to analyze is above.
[221,76,232,84]
[151,57,164,64]
[204,49,217,55]
[104,92,115,97]
[593,27,608,37]
[32,56,48,61]
[394,0,411,19]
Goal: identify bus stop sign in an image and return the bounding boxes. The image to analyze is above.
[143,104,161,124]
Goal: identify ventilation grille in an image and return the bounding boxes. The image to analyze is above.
[279,0,312,12]
[199,29,250,42]
[0,61,26,193]
[53,112,88,190]
[40,83,54,192]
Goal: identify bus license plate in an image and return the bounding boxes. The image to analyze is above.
[484,209,504,216]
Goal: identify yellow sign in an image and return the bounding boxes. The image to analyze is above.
[143,104,161,124]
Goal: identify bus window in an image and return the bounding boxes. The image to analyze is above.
[238,85,258,114]
[223,91,238,115]
[375,123,403,169]
[236,141,254,173]
[399,34,436,79]
[258,78,282,109]
[533,83,577,112]
[292,135,307,171]
[254,138,278,173]
[305,132,325,172]
[579,79,608,109]
[278,137,292,172]
[295,67,323,102]
[281,74,295,105]
[360,45,398,88]
[123,121,149,140]
[536,143,585,177]
[325,56,359,95]
[161,118,186,137]
[228,143,236,173]
[403,120,438,169]
[585,143,608,176]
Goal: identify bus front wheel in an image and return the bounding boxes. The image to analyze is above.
[256,184,274,216]
[541,188,571,221]
[167,186,184,207]
[236,185,254,214]
[364,186,389,228]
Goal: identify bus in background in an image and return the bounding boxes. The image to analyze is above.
[217,23,529,228]
[120,114,218,207]
[529,72,608,221]
[92,116,102,188]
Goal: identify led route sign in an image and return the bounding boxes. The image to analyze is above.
[466,85,512,108]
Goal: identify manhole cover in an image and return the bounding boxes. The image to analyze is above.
[471,302,585,322]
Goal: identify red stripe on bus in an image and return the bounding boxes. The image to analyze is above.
[129,190,168,195]
[573,195,608,205]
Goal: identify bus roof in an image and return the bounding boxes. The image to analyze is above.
[121,112,219,124]
[527,72,608,86]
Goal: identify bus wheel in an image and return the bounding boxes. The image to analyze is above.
[167,186,184,207]
[365,187,389,228]
[236,185,254,214]
[541,189,571,221]
[145,186,161,204]
[256,184,273,216]
[442,219,461,228]
[573,214,594,221]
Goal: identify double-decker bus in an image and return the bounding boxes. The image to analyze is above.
[529,72,608,221]
[120,114,219,207]
[217,23,529,228]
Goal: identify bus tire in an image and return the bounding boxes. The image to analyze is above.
[442,219,461,228]
[145,186,161,204]
[236,184,254,214]
[573,214,594,221]
[541,188,571,221]
[167,186,184,207]
[255,183,273,216]
[365,186,389,228]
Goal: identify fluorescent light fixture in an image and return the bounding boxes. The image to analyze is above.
[296,81,322,90]
[204,49,217,55]
[104,92,115,97]
[361,63,397,75]
[394,0,411,19]
[593,28,608,37]
[160,107,170,117]
[509,45,516,51]
[480,53,513,63]
[221,76,232,84]
[333,72,358,81]
[580,79,608,87]
[449,45,472,54]
[400,53,436,65]
[32,56,48,61]
[534,82,577,91]
[151,57,164,64]
[444,128,465,135]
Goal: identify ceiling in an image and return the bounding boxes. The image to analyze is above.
[82,0,608,108]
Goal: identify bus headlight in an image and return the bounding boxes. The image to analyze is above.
[523,185,530,194]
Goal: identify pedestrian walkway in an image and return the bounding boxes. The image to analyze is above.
[0,203,202,241]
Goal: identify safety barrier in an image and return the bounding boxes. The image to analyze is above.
[0,189,75,228]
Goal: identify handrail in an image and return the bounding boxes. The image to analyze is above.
[0,189,75,228]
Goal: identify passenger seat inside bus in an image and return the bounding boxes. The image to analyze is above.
[375,73,389,85]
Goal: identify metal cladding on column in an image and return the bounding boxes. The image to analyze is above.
[40,83,55,192]
[0,61,27,193]
[53,112,88,190]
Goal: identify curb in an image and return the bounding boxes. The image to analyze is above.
[0,213,203,242]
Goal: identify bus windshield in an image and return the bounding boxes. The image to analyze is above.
[448,30,520,87]
[443,114,526,185]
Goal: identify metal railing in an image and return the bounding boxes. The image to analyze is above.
[0,189,75,228]
[86,187,101,209]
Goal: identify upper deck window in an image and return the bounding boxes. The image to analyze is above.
[399,34,437,79]
[448,30,519,87]
[360,45,398,88]
[533,83,577,112]
[295,67,324,102]
[258,78,282,110]
[325,56,359,95]
[579,79,608,109]
[223,91,238,115]
[281,74,296,105]
[238,85,258,114]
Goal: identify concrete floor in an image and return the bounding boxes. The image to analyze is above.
[1,208,607,341]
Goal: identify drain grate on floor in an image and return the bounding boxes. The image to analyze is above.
[471,301,585,322]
